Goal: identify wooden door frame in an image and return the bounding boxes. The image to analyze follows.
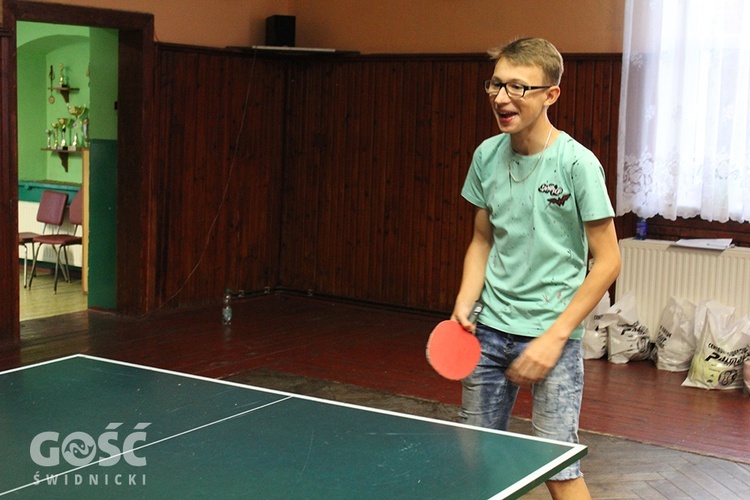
[1,0,156,346]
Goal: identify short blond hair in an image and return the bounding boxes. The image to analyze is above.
[488,37,564,86]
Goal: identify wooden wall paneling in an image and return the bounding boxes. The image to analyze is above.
[220,55,282,294]
[281,59,323,291]
[429,60,449,309]
[182,52,206,298]
[452,61,481,306]
[441,60,463,310]
[203,52,233,295]
[324,61,343,296]
[369,62,390,301]
[589,60,608,164]
[574,59,595,147]
[0,27,19,345]
[317,62,335,294]
[321,62,342,296]
[163,49,188,299]
[302,61,322,292]
[397,61,421,306]
[153,48,176,301]
[306,63,325,292]
[278,61,301,290]
[277,54,646,312]
[221,55,284,294]
[154,48,284,306]
[380,61,403,302]
[426,61,447,304]
[433,58,448,308]
[153,49,170,300]
[438,60,455,309]
[353,61,374,300]
[437,61,454,309]
[311,61,329,294]
[647,216,750,247]
[598,60,620,172]
[448,60,491,303]
[411,60,432,308]
[380,61,400,304]
[390,61,413,305]
[608,59,630,241]
[549,58,569,132]
[368,61,387,302]
[159,50,197,300]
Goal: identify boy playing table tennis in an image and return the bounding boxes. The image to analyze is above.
[451,38,621,499]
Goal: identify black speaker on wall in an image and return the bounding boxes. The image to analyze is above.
[266,15,296,47]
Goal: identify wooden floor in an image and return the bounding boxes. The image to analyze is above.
[4,292,750,498]
[18,269,87,321]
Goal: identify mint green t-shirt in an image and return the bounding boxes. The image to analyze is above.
[461,132,615,340]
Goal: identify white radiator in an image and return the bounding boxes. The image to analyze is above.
[615,238,750,334]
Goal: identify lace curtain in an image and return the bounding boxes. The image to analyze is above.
[617,0,750,223]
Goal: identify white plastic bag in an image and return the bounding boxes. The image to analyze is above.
[682,302,750,390]
[744,356,750,395]
[600,291,651,364]
[582,291,610,360]
[653,297,696,372]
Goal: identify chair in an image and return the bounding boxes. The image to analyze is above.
[28,190,83,293]
[18,190,69,288]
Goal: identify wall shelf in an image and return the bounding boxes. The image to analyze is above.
[42,147,88,171]
[48,86,80,103]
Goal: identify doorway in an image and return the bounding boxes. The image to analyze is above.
[16,20,117,321]
[2,1,156,345]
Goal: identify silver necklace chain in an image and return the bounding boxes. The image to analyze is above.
[508,127,553,183]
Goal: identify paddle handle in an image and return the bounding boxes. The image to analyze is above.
[468,301,484,324]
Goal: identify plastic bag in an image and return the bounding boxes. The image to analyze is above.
[653,297,696,372]
[582,291,610,360]
[600,291,651,364]
[682,302,750,390]
[744,355,750,395]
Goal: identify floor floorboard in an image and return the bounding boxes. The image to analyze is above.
[5,292,750,498]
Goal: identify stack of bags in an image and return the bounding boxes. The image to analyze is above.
[583,291,750,392]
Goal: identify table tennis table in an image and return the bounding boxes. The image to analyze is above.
[0,355,586,499]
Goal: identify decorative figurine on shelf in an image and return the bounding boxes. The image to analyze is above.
[45,129,52,149]
[58,63,67,88]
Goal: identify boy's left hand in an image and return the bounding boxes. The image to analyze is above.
[505,334,566,386]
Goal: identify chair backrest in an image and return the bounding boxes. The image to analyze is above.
[69,190,83,227]
[37,191,68,226]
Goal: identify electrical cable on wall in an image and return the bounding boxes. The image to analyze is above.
[157,51,259,311]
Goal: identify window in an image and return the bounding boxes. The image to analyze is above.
[617,0,750,223]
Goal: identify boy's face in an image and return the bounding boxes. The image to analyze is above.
[488,59,558,136]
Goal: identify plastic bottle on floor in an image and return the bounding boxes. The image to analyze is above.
[222,289,232,325]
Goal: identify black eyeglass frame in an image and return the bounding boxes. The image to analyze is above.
[483,79,553,98]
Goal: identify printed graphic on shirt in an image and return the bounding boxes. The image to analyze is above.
[538,183,571,207]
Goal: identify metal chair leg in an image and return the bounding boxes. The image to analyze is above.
[27,244,42,289]
[21,244,28,288]
[52,246,63,294]
[61,246,71,283]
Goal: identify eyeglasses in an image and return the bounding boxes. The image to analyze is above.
[483,79,552,99]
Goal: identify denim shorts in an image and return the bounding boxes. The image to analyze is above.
[459,323,585,481]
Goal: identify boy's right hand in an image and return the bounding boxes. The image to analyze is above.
[450,300,479,334]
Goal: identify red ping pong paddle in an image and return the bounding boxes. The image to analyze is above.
[426,301,484,380]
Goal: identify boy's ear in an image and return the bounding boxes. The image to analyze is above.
[544,85,561,106]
